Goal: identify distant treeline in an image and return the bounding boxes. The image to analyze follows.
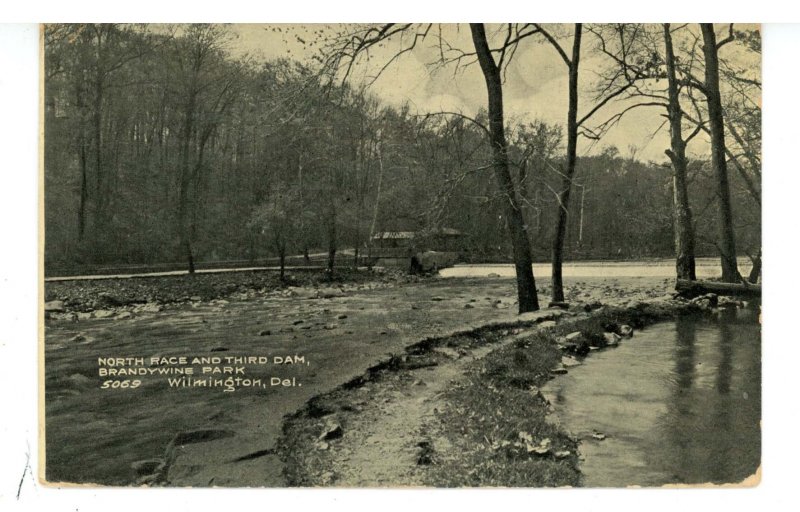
[43,24,760,273]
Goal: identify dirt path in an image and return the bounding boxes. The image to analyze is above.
[309,322,557,486]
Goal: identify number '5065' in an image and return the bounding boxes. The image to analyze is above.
[101,380,141,389]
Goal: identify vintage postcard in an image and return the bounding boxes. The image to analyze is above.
[40,22,761,489]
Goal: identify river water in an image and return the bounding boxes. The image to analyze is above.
[440,257,753,279]
[542,307,761,487]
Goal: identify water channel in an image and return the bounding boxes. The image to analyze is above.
[542,307,761,487]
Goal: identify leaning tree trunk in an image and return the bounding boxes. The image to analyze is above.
[664,23,697,281]
[551,24,582,303]
[701,24,740,283]
[470,23,539,313]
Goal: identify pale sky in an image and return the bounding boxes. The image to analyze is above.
[227,23,760,163]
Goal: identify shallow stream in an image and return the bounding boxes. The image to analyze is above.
[542,308,761,487]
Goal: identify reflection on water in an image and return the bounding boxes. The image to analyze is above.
[542,309,761,487]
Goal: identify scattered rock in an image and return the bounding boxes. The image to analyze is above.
[94,309,115,319]
[602,332,621,346]
[433,346,461,360]
[319,420,343,441]
[337,314,348,320]
[430,296,446,301]
[554,450,571,459]
[258,330,271,336]
[292,319,305,325]
[565,331,583,342]
[487,273,501,278]
[550,368,568,375]
[591,432,607,441]
[69,334,87,343]
[718,296,742,308]
[44,300,65,312]
[140,303,162,313]
[618,324,634,338]
[548,301,570,309]
[464,303,474,309]
[189,296,202,302]
[538,320,557,330]
[561,356,581,368]
[690,293,719,310]
[529,438,551,456]
[115,311,134,320]
[76,312,92,321]
[323,323,338,330]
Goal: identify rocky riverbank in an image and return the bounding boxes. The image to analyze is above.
[44,268,428,320]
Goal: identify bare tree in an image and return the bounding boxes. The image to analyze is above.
[586,24,757,283]
[534,24,639,302]
[664,23,698,280]
[323,23,542,312]
[470,23,539,312]
[171,24,241,273]
[700,23,740,282]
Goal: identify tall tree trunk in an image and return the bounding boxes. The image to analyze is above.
[327,201,337,275]
[75,80,89,242]
[701,24,740,283]
[470,23,539,313]
[551,24,582,303]
[178,92,196,273]
[369,142,384,240]
[78,132,88,242]
[664,24,697,281]
[92,73,105,238]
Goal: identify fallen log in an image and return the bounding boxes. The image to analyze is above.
[676,279,762,298]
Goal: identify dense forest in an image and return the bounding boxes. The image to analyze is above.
[43,24,761,281]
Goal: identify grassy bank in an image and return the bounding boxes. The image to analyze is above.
[278,300,699,487]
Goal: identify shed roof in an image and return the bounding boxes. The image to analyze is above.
[372,231,416,240]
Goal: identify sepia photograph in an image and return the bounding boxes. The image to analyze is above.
[37,20,764,490]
